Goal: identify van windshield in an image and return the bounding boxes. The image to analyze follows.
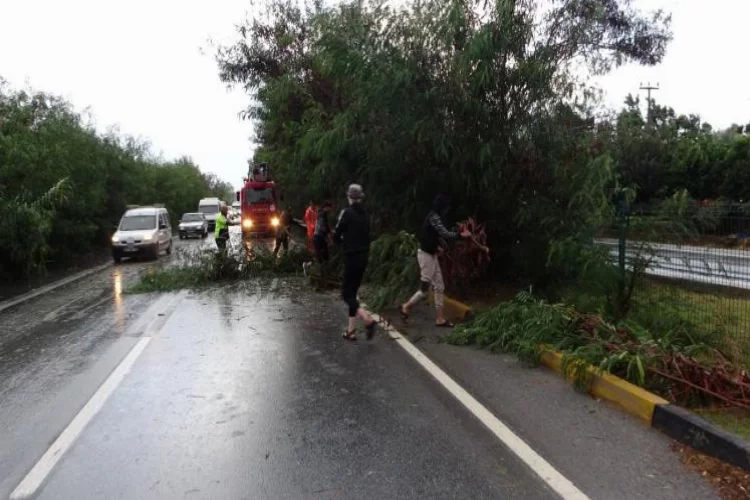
[199,204,220,214]
[245,188,274,204]
[120,215,156,231]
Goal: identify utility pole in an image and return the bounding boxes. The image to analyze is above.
[639,82,659,125]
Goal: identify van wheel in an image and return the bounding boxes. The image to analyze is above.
[152,243,160,260]
[166,241,172,255]
[113,255,121,264]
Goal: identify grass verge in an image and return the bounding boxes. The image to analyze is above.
[445,289,750,410]
[695,409,750,442]
[564,280,750,366]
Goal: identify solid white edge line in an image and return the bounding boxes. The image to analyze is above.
[10,336,152,500]
[0,263,112,314]
[369,311,591,500]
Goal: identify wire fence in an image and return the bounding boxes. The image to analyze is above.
[602,202,750,365]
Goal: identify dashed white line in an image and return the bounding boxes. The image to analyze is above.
[68,296,113,321]
[11,290,186,499]
[369,311,591,500]
[10,336,152,500]
[42,297,83,322]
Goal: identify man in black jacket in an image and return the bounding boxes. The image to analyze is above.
[400,194,471,327]
[334,184,377,341]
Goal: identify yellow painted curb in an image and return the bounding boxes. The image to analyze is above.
[432,293,668,424]
[539,350,668,424]
[427,293,472,321]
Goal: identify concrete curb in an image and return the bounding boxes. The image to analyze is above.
[426,292,473,321]
[445,293,750,472]
[0,262,113,314]
[652,404,750,471]
[538,350,668,423]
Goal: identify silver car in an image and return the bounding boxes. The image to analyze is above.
[178,212,208,239]
[111,207,173,263]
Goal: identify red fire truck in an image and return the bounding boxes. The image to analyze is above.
[236,162,282,237]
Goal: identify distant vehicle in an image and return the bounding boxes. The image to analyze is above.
[178,212,208,239]
[231,201,241,221]
[111,206,173,263]
[198,197,221,231]
[237,163,282,237]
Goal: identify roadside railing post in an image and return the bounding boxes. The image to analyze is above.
[616,191,629,300]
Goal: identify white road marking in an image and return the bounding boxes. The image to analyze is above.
[124,293,175,336]
[0,263,112,314]
[42,297,83,322]
[11,290,186,499]
[68,296,113,321]
[369,312,591,500]
[10,336,152,500]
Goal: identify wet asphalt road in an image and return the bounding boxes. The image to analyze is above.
[0,232,556,500]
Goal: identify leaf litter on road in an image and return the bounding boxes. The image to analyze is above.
[672,443,750,499]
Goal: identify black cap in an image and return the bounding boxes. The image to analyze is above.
[432,194,450,214]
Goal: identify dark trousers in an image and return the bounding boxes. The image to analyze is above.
[274,229,289,255]
[342,252,368,317]
[215,228,229,251]
[313,234,329,263]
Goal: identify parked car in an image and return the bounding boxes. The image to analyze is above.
[179,212,208,239]
[111,206,173,263]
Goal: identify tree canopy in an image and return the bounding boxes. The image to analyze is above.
[216,0,672,280]
[0,82,234,277]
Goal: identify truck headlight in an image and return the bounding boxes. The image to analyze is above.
[271,217,280,227]
[242,219,253,229]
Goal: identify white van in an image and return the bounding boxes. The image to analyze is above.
[111,207,173,263]
[198,197,221,231]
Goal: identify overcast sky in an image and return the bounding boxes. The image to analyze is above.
[1,0,748,190]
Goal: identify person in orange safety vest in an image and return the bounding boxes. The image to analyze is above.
[304,201,317,251]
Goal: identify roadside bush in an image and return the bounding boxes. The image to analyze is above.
[0,82,234,278]
[0,178,71,277]
[363,231,420,311]
[445,291,750,408]
[446,292,579,363]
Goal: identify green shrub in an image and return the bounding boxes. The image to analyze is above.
[128,245,311,293]
[364,231,420,311]
[445,291,718,390]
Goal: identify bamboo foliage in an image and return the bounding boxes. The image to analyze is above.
[217,0,671,281]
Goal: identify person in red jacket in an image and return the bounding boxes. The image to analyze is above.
[304,201,317,251]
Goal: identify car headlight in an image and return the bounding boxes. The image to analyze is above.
[271,217,280,227]
[242,219,253,229]
[143,233,153,241]
[111,235,119,243]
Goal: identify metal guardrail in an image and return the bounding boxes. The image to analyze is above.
[596,238,750,290]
